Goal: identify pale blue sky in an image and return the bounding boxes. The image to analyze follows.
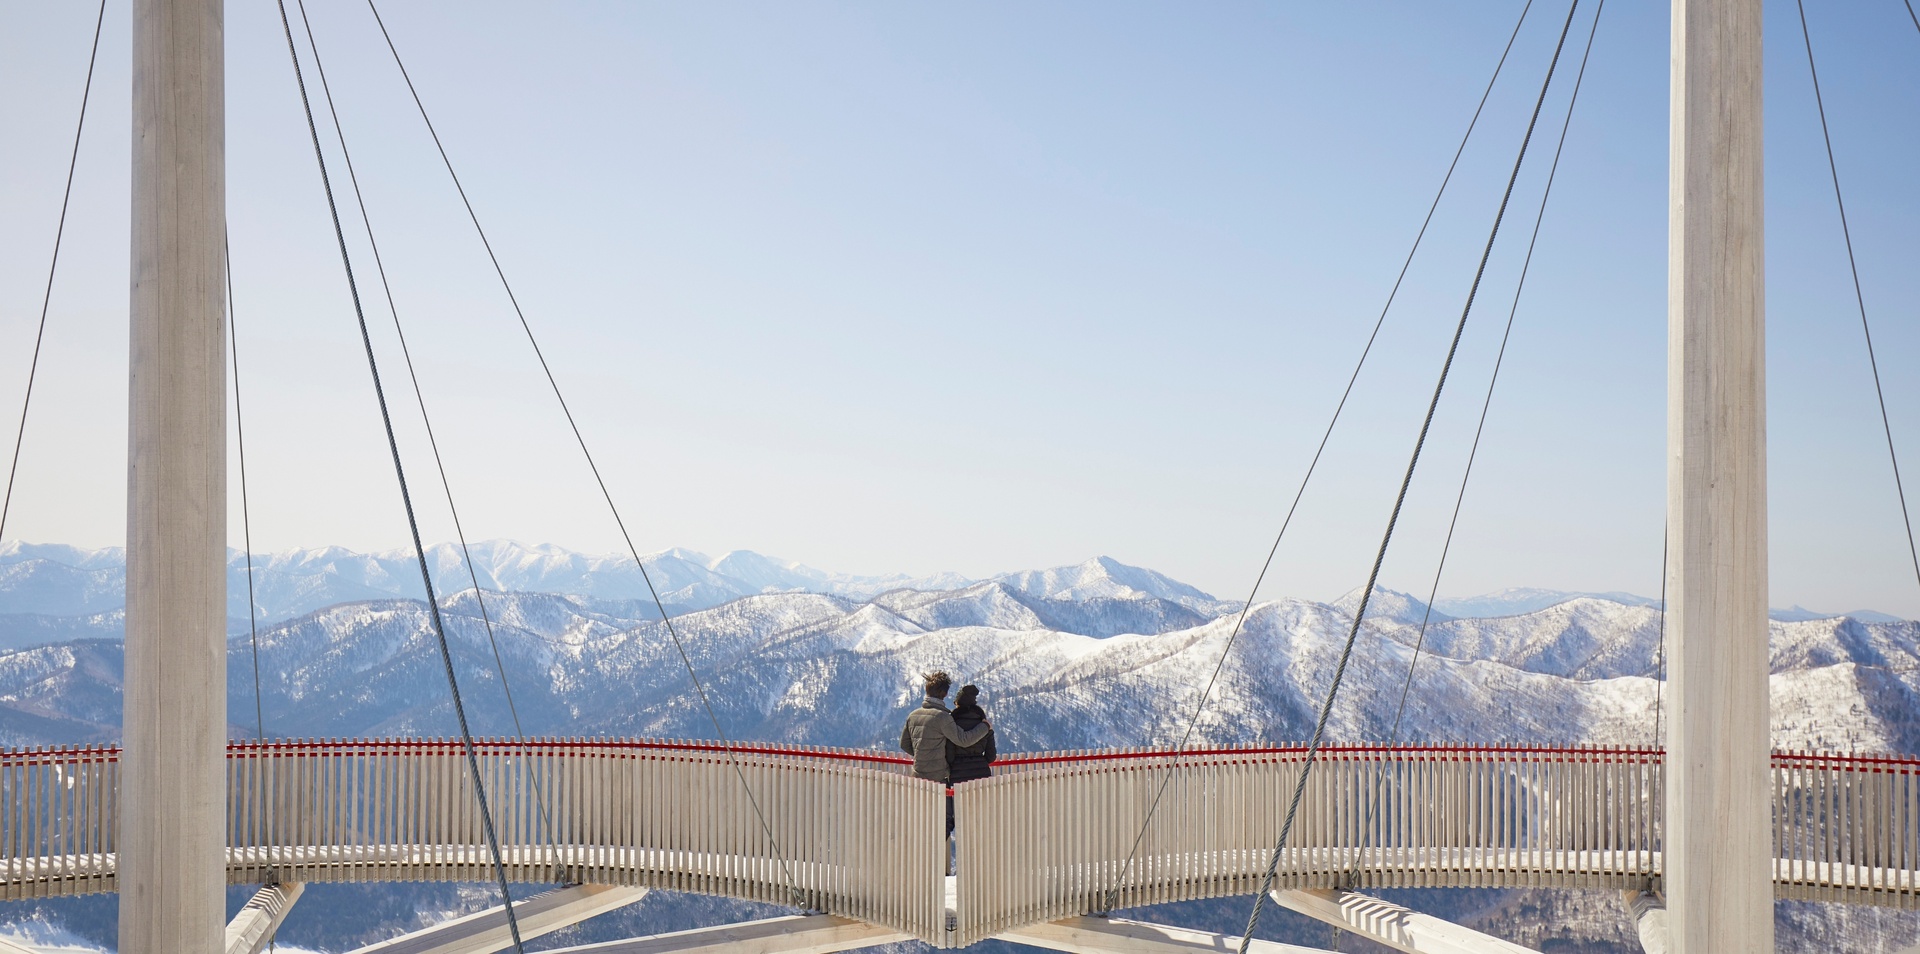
[2,2,1917,616]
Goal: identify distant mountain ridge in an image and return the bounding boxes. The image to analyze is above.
[1431,587,1660,619]
[0,541,1257,651]
[0,540,984,648]
[8,540,1905,639]
[3,544,1917,953]
[1432,587,1907,624]
[1,551,1914,759]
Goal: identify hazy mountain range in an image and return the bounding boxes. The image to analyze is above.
[1,540,1897,649]
[1,541,1915,952]
[1,540,1915,755]
[0,541,1232,646]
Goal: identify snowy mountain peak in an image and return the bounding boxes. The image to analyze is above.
[994,556,1227,612]
[706,550,811,590]
[1331,585,1448,626]
[1433,587,1659,619]
[0,541,124,569]
[1771,604,1908,624]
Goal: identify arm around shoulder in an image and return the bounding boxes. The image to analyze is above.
[944,715,991,749]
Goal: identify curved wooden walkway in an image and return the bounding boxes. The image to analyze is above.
[4,740,1915,947]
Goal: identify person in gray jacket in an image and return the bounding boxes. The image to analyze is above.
[899,671,991,836]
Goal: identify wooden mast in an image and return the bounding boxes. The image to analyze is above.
[1665,0,1772,950]
[120,0,227,950]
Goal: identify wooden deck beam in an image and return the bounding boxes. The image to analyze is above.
[225,882,303,954]
[1623,890,1668,954]
[346,884,649,954]
[1269,889,1536,954]
[539,914,909,954]
[997,915,1331,954]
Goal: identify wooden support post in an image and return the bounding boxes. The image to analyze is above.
[1666,0,1772,952]
[120,0,227,952]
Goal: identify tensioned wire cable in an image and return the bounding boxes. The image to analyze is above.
[358,0,803,904]
[226,232,283,953]
[270,1,527,947]
[1238,3,1583,949]
[1097,0,1540,914]
[1341,0,1604,901]
[289,0,561,857]
[1795,0,1920,604]
[0,0,105,549]
[227,239,267,746]
[1653,532,1668,747]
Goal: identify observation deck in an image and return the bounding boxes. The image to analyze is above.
[5,739,1915,951]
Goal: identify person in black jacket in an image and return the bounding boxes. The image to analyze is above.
[946,684,996,784]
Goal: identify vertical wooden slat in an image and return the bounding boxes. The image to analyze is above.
[6,739,1920,926]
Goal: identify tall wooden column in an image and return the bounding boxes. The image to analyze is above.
[121,0,227,951]
[1665,0,1771,950]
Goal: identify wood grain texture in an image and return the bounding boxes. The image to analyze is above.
[120,0,227,950]
[1666,0,1771,951]
[4,742,1916,948]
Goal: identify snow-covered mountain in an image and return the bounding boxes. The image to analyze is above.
[2,562,1913,759]
[0,540,978,649]
[993,556,1238,616]
[3,550,1917,952]
[1435,585,1905,624]
[1432,587,1659,618]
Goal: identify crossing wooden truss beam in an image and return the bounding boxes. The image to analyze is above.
[1269,888,1537,954]
[541,914,910,953]
[1623,890,1669,954]
[527,912,1331,954]
[345,884,650,954]
[225,882,303,954]
[999,915,1332,954]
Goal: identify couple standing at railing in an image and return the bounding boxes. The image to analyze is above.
[899,670,997,870]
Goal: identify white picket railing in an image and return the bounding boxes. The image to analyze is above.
[4,738,948,943]
[2,739,1917,947]
[1773,751,1920,906]
[0,743,116,899]
[950,744,1662,945]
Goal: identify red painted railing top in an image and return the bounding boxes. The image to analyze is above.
[5,736,1917,772]
[221,736,916,766]
[993,743,1669,767]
